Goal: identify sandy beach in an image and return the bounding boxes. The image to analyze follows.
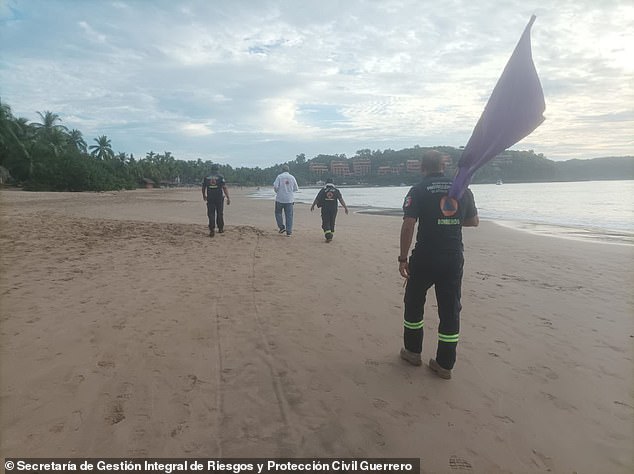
[1,187,632,473]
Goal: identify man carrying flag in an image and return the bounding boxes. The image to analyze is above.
[398,16,545,378]
[398,151,479,379]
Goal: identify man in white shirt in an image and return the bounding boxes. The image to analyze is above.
[273,164,299,236]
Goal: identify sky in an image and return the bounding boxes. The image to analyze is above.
[1,0,632,168]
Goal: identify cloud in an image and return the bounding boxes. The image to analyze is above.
[181,123,214,137]
[78,20,107,44]
[0,0,632,167]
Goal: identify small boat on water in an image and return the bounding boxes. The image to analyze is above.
[496,179,503,185]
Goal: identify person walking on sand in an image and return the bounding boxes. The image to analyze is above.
[310,178,349,242]
[273,164,298,236]
[202,164,230,237]
[398,151,479,379]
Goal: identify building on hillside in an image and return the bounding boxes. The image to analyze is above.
[330,161,351,176]
[352,159,371,176]
[377,164,405,175]
[406,160,421,173]
[309,162,329,175]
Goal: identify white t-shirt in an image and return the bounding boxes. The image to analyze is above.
[273,172,299,203]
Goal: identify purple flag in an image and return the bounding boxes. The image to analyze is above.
[448,15,545,199]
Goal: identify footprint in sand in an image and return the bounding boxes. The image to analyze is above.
[49,422,65,433]
[104,382,133,425]
[494,414,515,424]
[182,374,203,392]
[613,400,633,409]
[72,410,83,431]
[494,339,509,349]
[541,391,577,411]
[322,313,334,323]
[531,449,553,471]
[449,455,473,471]
[538,317,554,328]
[105,400,125,425]
[170,423,185,438]
[372,398,388,410]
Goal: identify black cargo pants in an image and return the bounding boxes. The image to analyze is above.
[207,197,224,231]
[403,250,464,369]
[321,206,338,236]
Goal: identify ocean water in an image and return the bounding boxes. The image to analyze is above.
[251,180,634,244]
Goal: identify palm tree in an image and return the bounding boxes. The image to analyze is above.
[32,111,68,157]
[89,135,114,160]
[13,117,32,142]
[32,111,67,136]
[157,151,177,181]
[68,129,87,153]
[0,98,12,128]
[0,115,38,180]
[0,98,15,152]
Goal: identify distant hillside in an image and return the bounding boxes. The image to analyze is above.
[297,147,634,186]
[470,153,634,184]
[553,157,634,181]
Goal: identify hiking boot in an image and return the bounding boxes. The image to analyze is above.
[209,229,215,237]
[218,229,224,234]
[429,358,452,379]
[400,347,422,366]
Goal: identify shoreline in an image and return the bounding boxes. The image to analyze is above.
[245,192,634,246]
[494,219,634,246]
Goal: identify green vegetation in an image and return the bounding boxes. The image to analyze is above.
[1,98,632,191]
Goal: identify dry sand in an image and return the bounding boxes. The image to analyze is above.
[0,187,632,473]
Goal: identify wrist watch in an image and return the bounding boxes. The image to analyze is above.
[398,256,407,263]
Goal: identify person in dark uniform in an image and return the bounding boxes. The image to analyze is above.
[310,178,349,242]
[398,151,479,379]
[202,164,230,237]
